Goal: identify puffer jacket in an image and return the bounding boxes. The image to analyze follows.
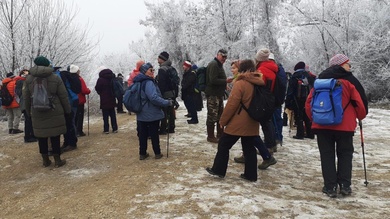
[1,77,20,109]
[23,66,71,138]
[77,76,90,105]
[134,73,170,122]
[256,60,278,92]
[205,58,227,97]
[305,66,367,135]
[95,69,116,109]
[220,71,265,136]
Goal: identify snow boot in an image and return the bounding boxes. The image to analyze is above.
[53,154,66,168]
[41,154,52,167]
[207,125,218,143]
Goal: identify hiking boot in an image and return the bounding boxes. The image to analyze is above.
[61,145,77,153]
[240,174,257,182]
[185,113,192,118]
[206,167,224,178]
[113,130,118,133]
[25,137,38,143]
[11,129,23,134]
[258,156,277,170]
[322,186,338,198]
[305,134,315,139]
[140,153,149,160]
[340,185,352,196]
[234,154,245,163]
[41,154,52,167]
[293,135,304,140]
[207,137,219,143]
[187,120,199,124]
[53,154,66,168]
[77,132,86,137]
[155,154,163,159]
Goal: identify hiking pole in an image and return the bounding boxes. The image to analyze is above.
[166,106,170,158]
[87,94,90,136]
[359,120,368,186]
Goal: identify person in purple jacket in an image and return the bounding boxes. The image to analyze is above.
[95,68,118,134]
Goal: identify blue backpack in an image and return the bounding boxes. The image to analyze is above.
[311,78,349,125]
[123,81,146,113]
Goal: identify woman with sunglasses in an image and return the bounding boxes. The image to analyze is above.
[133,63,173,160]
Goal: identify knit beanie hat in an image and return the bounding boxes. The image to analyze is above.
[6,72,15,78]
[183,61,192,68]
[268,53,275,61]
[34,56,51,67]
[329,54,349,67]
[69,64,79,73]
[140,63,153,74]
[294,61,306,71]
[158,51,169,61]
[255,48,270,62]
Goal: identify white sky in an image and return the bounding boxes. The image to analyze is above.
[73,0,149,55]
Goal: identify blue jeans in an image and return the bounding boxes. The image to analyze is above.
[273,107,283,142]
[254,136,272,160]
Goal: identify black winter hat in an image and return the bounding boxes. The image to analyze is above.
[158,51,169,61]
[294,61,306,71]
[34,56,51,67]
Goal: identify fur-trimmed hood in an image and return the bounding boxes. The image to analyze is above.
[235,71,265,86]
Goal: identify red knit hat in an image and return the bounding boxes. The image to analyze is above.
[329,54,349,67]
[183,61,192,68]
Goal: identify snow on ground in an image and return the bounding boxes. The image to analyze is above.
[1,102,389,218]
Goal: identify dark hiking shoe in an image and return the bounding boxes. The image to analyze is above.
[234,154,245,163]
[113,130,118,133]
[305,135,315,139]
[187,120,199,124]
[61,145,77,153]
[25,137,38,143]
[155,154,163,159]
[207,137,219,143]
[140,153,149,160]
[53,155,66,168]
[340,185,352,196]
[168,129,175,133]
[11,129,23,134]
[240,174,257,182]
[293,135,304,140]
[77,132,86,137]
[322,186,338,198]
[184,114,192,117]
[117,111,127,114]
[41,154,52,167]
[258,156,277,170]
[206,167,224,178]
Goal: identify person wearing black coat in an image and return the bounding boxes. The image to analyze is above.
[181,61,198,124]
[95,68,118,134]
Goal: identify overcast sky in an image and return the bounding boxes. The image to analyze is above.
[74,0,149,55]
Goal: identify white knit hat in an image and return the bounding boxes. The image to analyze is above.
[69,64,79,73]
[255,48,270,62]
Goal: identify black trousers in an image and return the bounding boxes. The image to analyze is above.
[294,101,312,137]
[117,95,124,112]
[75,104,85,134]
[160,106,175,132]
[137,120,161,156]
[211,133,257,181]
[317,133,354,189]
[260,118,276,149]
[102,108,118,132]
[38,135,61,155]
[23,110,35,140]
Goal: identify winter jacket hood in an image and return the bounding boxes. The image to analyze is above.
[95,69,116,109]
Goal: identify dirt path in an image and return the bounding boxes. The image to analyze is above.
[1,107,389,218]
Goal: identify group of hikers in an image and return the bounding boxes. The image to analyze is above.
[1,47,368,198]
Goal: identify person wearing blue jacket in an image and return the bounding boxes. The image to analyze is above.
[134,63,173,160]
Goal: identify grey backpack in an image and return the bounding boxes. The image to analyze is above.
[31,77,54,111]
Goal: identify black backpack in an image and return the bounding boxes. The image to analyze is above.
[239,85,275,122]
[195,67,207,92]
[273,64,287,107]
[111,78,125,99]
[1,82,13,106]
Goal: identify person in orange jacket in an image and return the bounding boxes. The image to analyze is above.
[2,72,24,134]
[305,54,368,198]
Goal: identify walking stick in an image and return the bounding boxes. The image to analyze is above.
[359,120,368,186]
[87,94,90,136]
[166,106,170,158]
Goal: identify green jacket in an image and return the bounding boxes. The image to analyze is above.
[205,58,227,97]
[23,66,71,138]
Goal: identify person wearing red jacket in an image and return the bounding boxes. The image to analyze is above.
[305,54,367,198]
[74,66,91,137]
[255,48,278,154]
[2,72,24,134]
